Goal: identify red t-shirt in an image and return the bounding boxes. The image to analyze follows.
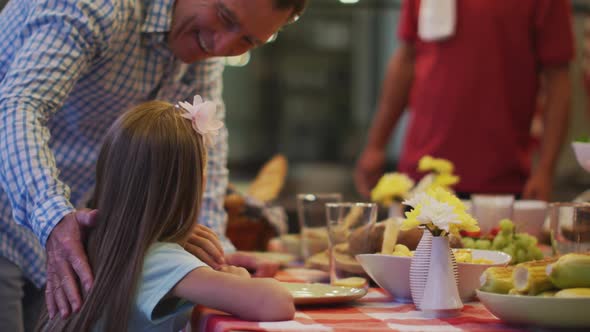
[396,0,574,194]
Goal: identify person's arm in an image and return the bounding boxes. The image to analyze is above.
[523,65,571,200]
[354,43,415,197]
[0,0,116,318]
[172,266,295,321]
[522,0,574,200]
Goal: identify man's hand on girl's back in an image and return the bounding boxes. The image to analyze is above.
[183,224,226,269]
[45,209,98,319]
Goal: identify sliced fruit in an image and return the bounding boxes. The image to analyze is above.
[332,277,368,288]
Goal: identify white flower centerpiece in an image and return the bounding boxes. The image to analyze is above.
[402,187,479,317]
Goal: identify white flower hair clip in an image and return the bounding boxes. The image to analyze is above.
[176,95,224,147]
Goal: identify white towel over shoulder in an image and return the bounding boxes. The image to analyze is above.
[418,0,456,41]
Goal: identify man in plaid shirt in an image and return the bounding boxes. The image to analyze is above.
[0,0,306,330]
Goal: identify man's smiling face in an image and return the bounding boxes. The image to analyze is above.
[169,0,293,63]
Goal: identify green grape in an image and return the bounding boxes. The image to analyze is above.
[492,234,509,250]
[462,237,475,248]
[475,239,492,250]
[499,219,514,232]
[513,234,527,250]
[515,248,527,264]
[530,246,544,260]
[502,244,516,263]
[523,251,536,263]
[523,234,538,247]
[529,236,538,247]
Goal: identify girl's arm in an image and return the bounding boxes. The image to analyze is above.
[171,266,295,321]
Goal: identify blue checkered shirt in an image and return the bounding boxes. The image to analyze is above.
[0,0,233,288]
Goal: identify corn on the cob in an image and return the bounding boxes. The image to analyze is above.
[512,260,555,295]
[479,266,514,294]
[555,288,590,298]
[547,253,590,289]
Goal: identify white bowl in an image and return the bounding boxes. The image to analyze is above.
[357,249,511,303]
[572,142,590,172]
[357,253,413,302]
[512,200,547,238]
[477,290,590,328]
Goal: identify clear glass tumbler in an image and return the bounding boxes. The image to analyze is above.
[297,193,342,260]
[548,202,590,254]
[326,202,377,285]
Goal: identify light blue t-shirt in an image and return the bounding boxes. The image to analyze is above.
[97,242,208,331]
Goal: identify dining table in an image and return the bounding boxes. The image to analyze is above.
[190,267,528,332]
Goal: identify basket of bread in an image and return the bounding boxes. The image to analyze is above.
[225,154,288,251]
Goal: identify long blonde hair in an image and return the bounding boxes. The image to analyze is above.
[39,100,207,331]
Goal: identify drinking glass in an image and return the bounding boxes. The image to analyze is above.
[297,193,342,260]
[471,194,514,235]
[511,200,547,238]
[548,202,590,254]
[326,202,377,285]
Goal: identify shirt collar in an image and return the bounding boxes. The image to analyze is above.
[141,0,175,33]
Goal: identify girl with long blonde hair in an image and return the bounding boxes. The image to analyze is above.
[38,98,294,331]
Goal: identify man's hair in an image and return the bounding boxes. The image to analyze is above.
[273,0,308,20]
[38,101,206,331]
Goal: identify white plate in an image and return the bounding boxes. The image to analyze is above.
[280,282,367,305]
[477,290,590,328]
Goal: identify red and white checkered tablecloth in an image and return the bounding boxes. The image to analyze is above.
[191,270,524,332]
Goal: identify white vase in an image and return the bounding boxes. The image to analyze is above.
[409,229,431,309]
[420,236,463,317]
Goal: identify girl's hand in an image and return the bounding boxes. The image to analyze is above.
[183,224,225,269]
[219,265,251,278]
[225,252,280,277]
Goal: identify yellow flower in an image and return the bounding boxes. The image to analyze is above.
[418,155,454,174]
[371,172,415,206]
[401,205,423,231]
[432,173,460,188]
[401,187,479,236]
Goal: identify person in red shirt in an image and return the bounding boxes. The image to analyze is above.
[355,0,574,201]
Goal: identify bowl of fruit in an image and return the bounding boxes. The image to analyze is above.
[357,244,511,302]
[461,219,544,265]
[477,253,590,328]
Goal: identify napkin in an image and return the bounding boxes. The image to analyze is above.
[418,0,456,41]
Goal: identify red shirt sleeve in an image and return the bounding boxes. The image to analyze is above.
[397,0,418,43]
[534,0,575,66]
